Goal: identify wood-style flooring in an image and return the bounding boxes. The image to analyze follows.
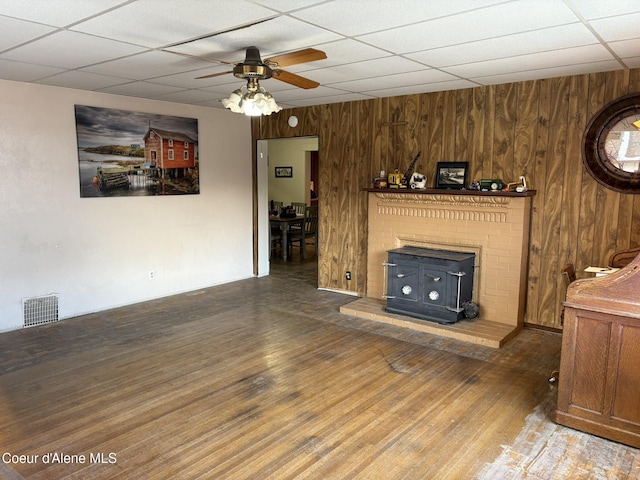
[0,252,638,479]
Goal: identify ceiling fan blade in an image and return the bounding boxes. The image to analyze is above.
[265,48,327,68]
[195,70,233,80]
[272,70,320,89]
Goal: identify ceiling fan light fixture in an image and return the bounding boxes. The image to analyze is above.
[221,80,281,116]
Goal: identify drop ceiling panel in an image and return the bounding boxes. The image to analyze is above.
[167,15,343,60]
[290,0,506,37]
[81,50,212,81]
[0,16,56,51]
[358,1,580,54]
[304,56,425,85]
[70,0,279,48]
[0,59,64,82]
[97,81,185,98]
[0,0,129,27]
[444,44,614,78]
[471,59,623,85]
[0,0,637,110]
[406,23,599,68]
[1,31,146,69]
[589,12,640,42]
[35,70,129,90]
[567,0,640,20]
[330,69,460,92]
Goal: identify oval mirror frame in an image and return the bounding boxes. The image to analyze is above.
[582,92,640,194]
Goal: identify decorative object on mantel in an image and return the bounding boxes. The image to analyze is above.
[502,175,528,192]
[435,162,469,190]
[372,170,388,189]
[402,151,421,188]
[478,179,504,191]
[409,172,427,189]
[387,170,406,188]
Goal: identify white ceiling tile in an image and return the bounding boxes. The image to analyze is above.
[443,44,613,78]
[34,70,129,90]
[329,69,459,92]
[609,39,640,59]
[167,15,343,60]
[147,67,236,89]
[0,59,64,81]
[284,92,374,107]
[569,0,640,20]
[1,30,146,69]
[0,0,129,27]
[290,0,506,37]
[358,0,581,54]
[406,23,598,68]
[294,39,391,70]
[623,56,640,68]
[304,56,425,84]
[589,12,640,42]
[244,0,328,13]
[363,80,477,98]
[97,81,185,98]
[70,0,278,48]
[150,89,219,104]
[471,60,623,85]
[0,16,56,51]
[81,50,212,81]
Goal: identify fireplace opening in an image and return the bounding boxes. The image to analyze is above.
[383,246,475,324]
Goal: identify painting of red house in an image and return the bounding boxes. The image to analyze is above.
[143,127,197,180]
[75,105,199,197]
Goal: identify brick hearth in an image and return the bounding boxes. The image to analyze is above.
[340,190,535,348]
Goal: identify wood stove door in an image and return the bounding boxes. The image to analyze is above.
[420,266,451,310]
[387,260,419,305]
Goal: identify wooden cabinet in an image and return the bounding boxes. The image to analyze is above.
[555,254,640,448]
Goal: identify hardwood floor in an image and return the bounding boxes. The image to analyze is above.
[1,253,638,479]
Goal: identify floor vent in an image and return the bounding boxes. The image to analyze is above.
[23,294,59,328]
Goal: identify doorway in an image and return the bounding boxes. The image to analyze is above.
[256,137,319,279]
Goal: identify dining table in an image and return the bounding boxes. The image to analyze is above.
[269,214,304,261]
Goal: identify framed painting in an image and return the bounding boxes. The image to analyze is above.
[435,162,468,189]
[75,105,199,197]
[275,166,293,178]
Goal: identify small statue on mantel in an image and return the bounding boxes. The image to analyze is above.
[409,172,427,189]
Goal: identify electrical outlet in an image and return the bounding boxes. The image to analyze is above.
[345,271,351,281]
[149,271,155,280]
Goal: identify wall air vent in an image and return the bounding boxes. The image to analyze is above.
[22,294,59,328]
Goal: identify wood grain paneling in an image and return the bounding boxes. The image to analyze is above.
[254,67,640,328]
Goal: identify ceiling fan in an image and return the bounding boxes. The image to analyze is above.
[165,46,326,89]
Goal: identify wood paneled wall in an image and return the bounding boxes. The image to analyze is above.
[254,68,640,329]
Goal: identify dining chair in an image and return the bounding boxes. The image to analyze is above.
[289,206,318,259]
[269,223,283,259]
[292,202,306,215]
[270,200,283,214]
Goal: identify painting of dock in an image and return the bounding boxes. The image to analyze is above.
[75,105,199,197]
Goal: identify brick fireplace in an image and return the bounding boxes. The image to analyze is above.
[340,190,535,347]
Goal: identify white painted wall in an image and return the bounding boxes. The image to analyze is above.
[0,79,253,332]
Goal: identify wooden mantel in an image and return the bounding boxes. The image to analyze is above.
[340,188,535,348]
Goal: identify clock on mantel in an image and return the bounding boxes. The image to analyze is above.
[583,92,640,193]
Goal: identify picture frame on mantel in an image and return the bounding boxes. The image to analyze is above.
[435,162,468,189]
[275,166,293,178]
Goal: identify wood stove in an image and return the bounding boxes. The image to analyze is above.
[383,246,475,324]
